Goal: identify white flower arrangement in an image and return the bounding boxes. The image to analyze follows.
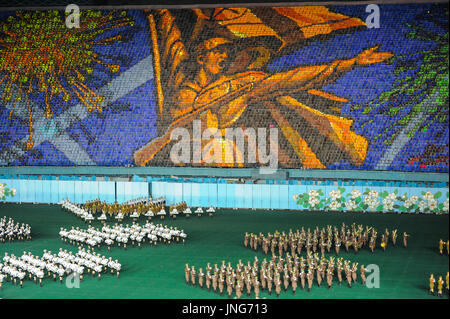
[308,189,319,198]
[443,198,449,212]
[0,183,16,201]
[350,189,362,199]
[295,187,447,215]
[327,200,341,210]
[329,189,341,200]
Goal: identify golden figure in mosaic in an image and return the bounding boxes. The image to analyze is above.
[134,7,393,168]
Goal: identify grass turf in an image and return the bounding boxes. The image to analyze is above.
[0,203,448,299]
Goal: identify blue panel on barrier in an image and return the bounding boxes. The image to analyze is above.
[243,184,253,209]
[151,182,159,199]
[40,180,51,203]
[270,185,280,209]
[182,183,192,206]
[174,183,183,204]
[18,180,28,202]
[116,182,125,204]
[98,181,115,203]
[234,184,244,208]
[191,183,200,207]
[252,184,262,209]
[218,184,227,208]
[81,181,90,202]
[73,181,83,204]
[280,185,289,209]
[130,182,138,200]
[261,185,270,209]
[226,184,235,208]
[63,180,71,202]
[164,182,173,205]
[199,183,209,207]
[50,180,59,203]
[33,180,43,203]
[208,183,218,207]
[57,181,66,202]
[125,182,133,202]
[67,181,76,202]
[288,185,299,210]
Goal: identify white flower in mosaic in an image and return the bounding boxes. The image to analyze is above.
[363,195,374,205]
[328,200,341,210]
[368,190,379,198]
[309,197,320,208]
[443,198,449,212]
[402,194,408,200]
[428,199,438,211]
[423,191,434,201]
[403,199,413,209]
[0,183,4,191]
[410,196,419,204]
[383,199,394,211]
[364,196,379,210]
[0,189,4,198]
[329,189,341,200]
[293,194,298,202]
[350,189,362,199]
[387,193,397,201]
[418,200,428,212]
[11,188,16,196]
[345,199,357,211]
[309,190,319,198]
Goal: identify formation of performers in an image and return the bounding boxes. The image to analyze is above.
[0,248,122,289]
[61,198,215,222]
[244,224,410,256]
[169,202,215,219]
[83,197,166,221]
[438,239,449,255]
[0,216,32,243]
[59,222,188,250]
[429,273,449,297]
[185,253,366,298]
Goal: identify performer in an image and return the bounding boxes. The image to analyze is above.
[190,266,197,286]
[429,274,435,295]
[403,232,410,248]
[437,276,444,297]
[199,268,205,288]
[391,229,398,246]
[360,265,366,285]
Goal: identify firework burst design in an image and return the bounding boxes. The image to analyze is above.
[0,10,135,149]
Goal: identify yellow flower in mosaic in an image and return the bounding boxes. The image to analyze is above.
[0,10,135,149]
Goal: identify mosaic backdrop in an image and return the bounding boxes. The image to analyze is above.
[0,4,448,171]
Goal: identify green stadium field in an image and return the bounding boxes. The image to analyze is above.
[0,203,448,299]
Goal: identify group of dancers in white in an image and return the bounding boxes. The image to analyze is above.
[60,200,96,223]
[59,222,188,250]
[0,248,122,289]
[0,216,32,242]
